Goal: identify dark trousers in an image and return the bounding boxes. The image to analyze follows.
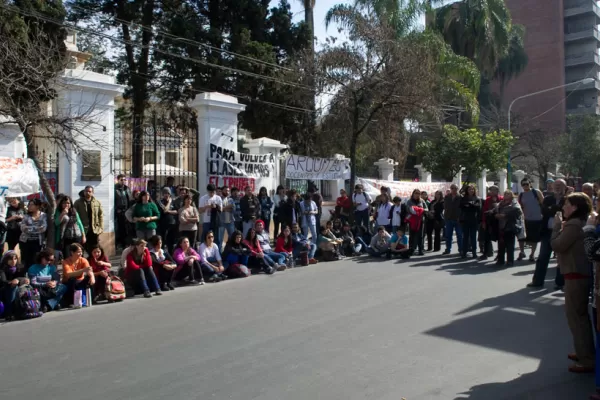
[155,265,174,285]
[591,308,600,387]
[179,230,197,248]
[462,223,478,256]
[66,276,92,304]
[85,230,99,256]
[409,226,424,254]
[0,285,18,317]
[115,210,129,248]
[6,229,20,251]
[273,215,282,238]
[159,224,177,254]
[497,230,516,264]
[482,228,494,257]
[354,209,370,233]
[532,230,564,286]
[130,267,160,293]
[565,278,596,368]
[174,261,204,282]
[19,239,43,268]
[426,221,442,251]
[389,248,414,259]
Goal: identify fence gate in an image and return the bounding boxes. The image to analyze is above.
[114,113,199,194]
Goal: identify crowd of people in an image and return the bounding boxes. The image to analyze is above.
[3,175,600,397]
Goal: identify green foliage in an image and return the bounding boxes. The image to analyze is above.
[561,115,600,180]
[416,124,513,181]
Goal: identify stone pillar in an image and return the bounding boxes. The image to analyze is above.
[477,170,488,197]
[330,153,349,196]
[190,92,246,192]
[414,164,432,183]
[374,158,398,181]
[514,170,526,194]
[497,169,508,193]
[531,173,540,191]
[453,168,465,187]
[243,137,287,194]
[57,69,124,254]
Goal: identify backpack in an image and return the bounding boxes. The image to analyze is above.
[226,263,251,278]
[16,285,43,319]
[105,275,126,301]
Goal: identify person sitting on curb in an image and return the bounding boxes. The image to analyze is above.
[222,231,253,277]
[318,224,343,261]
[62,243,95,306]
[28,249,68,312]
[0,251,28,320]
[148,235,177,291]
[125,239,162,297]
[290,223,318,265]
[368,226,392,257]
[338,222,362,256]
[172,237,205,285]
[275,226,294,267]
[255,220,287,271]
[197,230,227,281]
[87,245,113,303]
[388,227,413,259]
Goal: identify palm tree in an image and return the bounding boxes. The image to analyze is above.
[493,24,528,100]
[299,0,316,53]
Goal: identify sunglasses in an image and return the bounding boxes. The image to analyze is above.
[207,235,214,238]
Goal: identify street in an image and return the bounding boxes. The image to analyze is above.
[0,252,594,400]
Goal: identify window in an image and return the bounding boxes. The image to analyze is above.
[165,151,179,167]
[80,150,101,181]
[144,150,156,165]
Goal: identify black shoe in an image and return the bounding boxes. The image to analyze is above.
[506,262,514,267]
[143,291,153,298]
[386,252,392,260]
[527,282,544,288]
[265,266,275,275]
[495,261,505,267]
[161,283,170,291]
[478,255,488,261]
[417,251,425,256]
[208,275,222,283]
[188,280,200,286]
[443,249,451,255]
[167,282,176,290]
[554,284,564,291]
[219,274,228,281]
[460,253,467,259]
[472,254,478,259]
[41,305,49,313]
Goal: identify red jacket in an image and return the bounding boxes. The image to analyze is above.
[88,255,110,273]
[482,195,503,223]
[405,206,424,232]
[126,248,152,278]
[336,196,352,211]
[275,236,293,253]
[243,239,263,257]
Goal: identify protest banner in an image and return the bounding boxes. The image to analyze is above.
[0,157,40,197]
[208,143,275,191]
[357,177,453,200]
[285,155,350,180]
[114,177,148,192]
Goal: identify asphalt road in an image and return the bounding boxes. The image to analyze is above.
[0,252,594,400]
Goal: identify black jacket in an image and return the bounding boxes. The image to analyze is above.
[115,184,132,211]
[460,196,481,225]
[280,199,303,228]
[541,194,565,233]
[240,195,260,222]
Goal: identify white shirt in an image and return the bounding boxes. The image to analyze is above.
[199,194,223,224]
[376,202,392,226]
[391,205,402,227]
[352,192,371,212]
[198,242,222,262]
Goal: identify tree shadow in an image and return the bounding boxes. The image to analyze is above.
[424,287,594,399]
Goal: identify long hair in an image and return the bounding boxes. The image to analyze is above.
[465,184,477,197]
[565,192,592,221]
[278,226,292,247]
[58,195,77,217]
[434,190,443,202]
[245,228,259,247]
[227,230,243,247]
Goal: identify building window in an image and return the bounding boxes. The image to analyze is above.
[80,150,102,181]
[165,151,178,167]
[144,150,156,165]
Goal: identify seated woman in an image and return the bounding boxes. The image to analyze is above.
[244,228,276,274]
[331,218,343,237]
[172,237,204,285]
[275,226,294,266]
[317,225,343,261]
[290,223,317,265]
[61,243,95,307]
[0,251,28,320]
[28,249,67,312]
[148,235,177,291]
[88,245,112,302]
[198,230,227,281]
[338,222,362,256]
[125,239,162,298]
[222,231,252,277]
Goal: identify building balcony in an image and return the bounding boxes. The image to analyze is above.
[565,78,600,91]
[565,51,600,67]
[564,27,600,43]
[564,0,600,21]
[566,104,600,115]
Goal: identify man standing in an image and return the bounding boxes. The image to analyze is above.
[517,178,544,262]
[528,178,567,289]
[162,176,177,197]
[74,185,104,255]
[543,179,554,197]
[443,184,463,255]
[198,184,223,244]
[583,182,596,209]
[352,184,372,233]
[240,186,260,236]
[479,185,502,260]
[219,186,236,251]
[114,174,132,250]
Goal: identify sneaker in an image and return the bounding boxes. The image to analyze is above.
[161,283,170,291]
[188,280,200,286]
[478,255,488,261]
[208,275,222,283]
[443,249,451,255]
[219,274,228,281]
[517,252,526,261]
[309,258,318,264]
[276,264,287,271]
[143,291,153,298]
[154,291,163,296]
[529,255,536,262]
[265,266,275,275]
[167,282,176,290]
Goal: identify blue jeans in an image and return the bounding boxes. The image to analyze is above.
[44,283,68,310]
[355,209,370,233]
[462,223,478,256]
[218,222,235,252]
[1,285,18,317]
[302,224,318,245]
[592,308,600,388]
[293,243,317,259]
[225,253,249,267]
[356,236,369,252]
[445,220,463,253]
[201,256,221,277]
[264,251,286,266]
[532,230,564,287]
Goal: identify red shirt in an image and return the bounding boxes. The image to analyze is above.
[482,195,503,223]
[88,255,110,273]
[275,236,293,253]
[126,248,152,278]
[336,196,352,211]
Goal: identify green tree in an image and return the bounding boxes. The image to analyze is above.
[561,115,600,180]
[416,124,514,182]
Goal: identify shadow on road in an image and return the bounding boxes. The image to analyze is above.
[424,287,594,399]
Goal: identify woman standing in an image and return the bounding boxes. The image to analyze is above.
[375,193,393,233]
[54,195,86,258]
[405,189,428,256]
[178,195,199,247]
[158,188,178,253]
[132,191,160,240]
[272,185,286,238]
[494,190,523,267]
[258,187,273,233]
[5,197,24,251]
[460,185,482,259]
[427,190,445,252]
[19,199,47,268]
[552,193,595,373]
[125,238,162,298]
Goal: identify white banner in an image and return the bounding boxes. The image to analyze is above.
[285,155,350,180]
[208,143,275,191]
[0,158,41,197]
[357,177,453,200]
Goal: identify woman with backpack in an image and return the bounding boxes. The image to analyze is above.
[28,249,68,312]
[0,251,28,320]
[88,245,115,302]
[55,195,86,258]
[125,239,162,298]
[19,199,47,268]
